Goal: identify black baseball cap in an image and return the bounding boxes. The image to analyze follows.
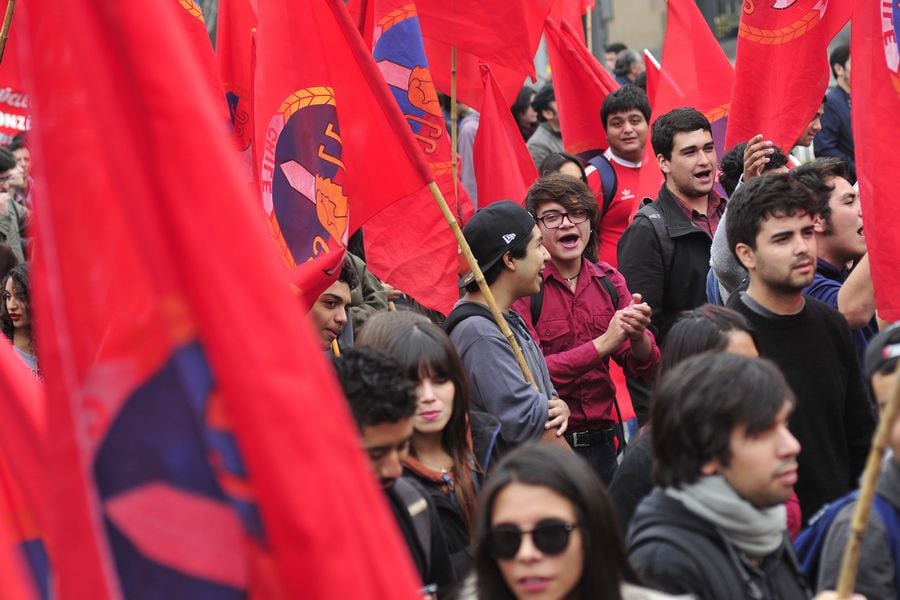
[865,324,900,381]
[459,200,536,288]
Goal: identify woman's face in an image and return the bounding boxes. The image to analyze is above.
[520,94,537,125]
[491,483,583,600]
[557,162,584,181]
[413,368,455,436]
[3,277,29,330]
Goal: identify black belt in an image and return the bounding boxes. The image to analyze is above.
[564,425,617,448]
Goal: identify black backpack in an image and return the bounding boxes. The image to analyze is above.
[586,153,619,221]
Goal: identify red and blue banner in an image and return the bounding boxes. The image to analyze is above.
[852,0,900,321]
[21,0,424,596]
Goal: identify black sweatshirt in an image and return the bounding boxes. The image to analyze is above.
[728,293,875,521]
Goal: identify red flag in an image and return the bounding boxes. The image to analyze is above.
[852,0,900,320]
[417,0,553,107]
[0,343,47,599]
[548,0,591,44]
[652,0,733,121]
[360,0,476,314]
[178,0,230,123]
[254,0,434,305]
[22,0,422,597]
[0,0,30,145]
[215,0,258,184]
[726,0,852,152]
[642,49,661,108]
[544,17,619,155]
[474,64,539,205]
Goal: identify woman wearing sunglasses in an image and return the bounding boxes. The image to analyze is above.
[468,444,677,600]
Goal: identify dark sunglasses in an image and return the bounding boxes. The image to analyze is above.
[487,518,579,560]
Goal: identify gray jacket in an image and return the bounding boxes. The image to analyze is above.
[0,201,28,263]
[526,122,564,170]
[818,458,900,599]
[448,301,554,447]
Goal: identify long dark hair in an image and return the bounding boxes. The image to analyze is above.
[474,444,639,600]
[659,304,760,375]
[357,310,479,530]
[1,263,31,345]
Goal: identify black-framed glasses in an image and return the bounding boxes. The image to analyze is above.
[534,209,589,229]
[487,519,579,560]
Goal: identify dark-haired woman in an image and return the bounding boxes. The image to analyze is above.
[511,86,537,142]
[465,444,680,600]
[358,310,501,560]
[1,264,36,375]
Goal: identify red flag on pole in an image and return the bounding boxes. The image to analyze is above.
[179,0,230,123]
[474,64,539,205]
[852,0,900,321]
[360,0,475,314]
[548,0,593,45]
[215,0,258,184]
[544,17,619,155]
[254,0,434,307]
[22,0,423,597]
[642,49,661,108]
[726,0,852,152]
[0,0,29,145]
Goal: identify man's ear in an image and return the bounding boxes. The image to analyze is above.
[657,154,671,175]
[501,251,516,271]
[701,457,720,476]
[813,214,826,233]
[734,242,756,271]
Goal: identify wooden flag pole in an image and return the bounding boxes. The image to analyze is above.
[450,47,463,221]
[585,7,593,53]
[426,181,536,390]
[0,0,16,64]
[835,371,900,597]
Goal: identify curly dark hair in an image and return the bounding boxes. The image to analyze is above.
[332,347,417,430]
[718,142,789,197]
[1,263,30,343]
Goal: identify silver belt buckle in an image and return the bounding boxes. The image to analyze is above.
[572,431,589,448]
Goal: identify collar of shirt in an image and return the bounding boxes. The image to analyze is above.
[670,190,727,236]
[604,147,642,168]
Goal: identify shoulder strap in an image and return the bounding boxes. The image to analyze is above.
[629,523,746,599]
[870,494,900,590]
[635,200,675,278]
[529,274,620,326]
[794,491,860,580]
[598,275,620,309]
[393,478,433,571]
[443,302,495,336]
[587,154,618,219]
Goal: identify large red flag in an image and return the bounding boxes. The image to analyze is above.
[215,0,258,185]
[852,0,900,321]
[0,0,30,145]
[179,0,230,123]
[361,0,475,314]
[22,0,423,597]
[474,64,539,205]
[726,0,852,152]
[548,0,594,45]
[255,0,434,307]
[544,17,619,155]
[0,343,47,599]
[642,49,661,108]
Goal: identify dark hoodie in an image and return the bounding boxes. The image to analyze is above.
[627,489,812,600]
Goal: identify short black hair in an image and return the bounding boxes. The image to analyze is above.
[790,157,849,225]
[604,42,628,55]
[0,147,16,173]
[652,353,793,487]
[332,347,417,430]
[601,85,651,130]
[532,85,556,123]
[651,107,711,161]
[725,172,822,262]
[718,142,789,197]
[829,43,850,79]
[338,255,360,290]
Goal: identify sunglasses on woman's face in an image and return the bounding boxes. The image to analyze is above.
[487,518,579,560]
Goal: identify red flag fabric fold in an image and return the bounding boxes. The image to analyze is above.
[361,0,475,314]
[22,0,423,597]
[474,64,539,206]
[852,0,900,320]
[254,0,434,303]
[544,17,619,155]
[726,0,852,152]
[0,0,29,145]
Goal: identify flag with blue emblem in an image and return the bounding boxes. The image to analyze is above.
[21,0,424,596]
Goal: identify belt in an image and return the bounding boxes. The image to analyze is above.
[564,425,617,448]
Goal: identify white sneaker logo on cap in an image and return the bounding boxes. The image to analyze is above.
[502,233,517,244]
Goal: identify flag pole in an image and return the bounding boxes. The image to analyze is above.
[450,47,463,222]
[0,0,15,64]
[836,372,900,597]
[426,181,536,389]
[585,7,592,52]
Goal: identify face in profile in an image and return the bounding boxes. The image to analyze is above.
[308,280,351,349]
[489,482,583,600]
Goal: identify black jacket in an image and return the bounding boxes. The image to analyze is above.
[628,489,812,600]
[617,185,720,344]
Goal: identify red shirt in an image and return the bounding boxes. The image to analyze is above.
[671,190,726,238]
[511,259,660,432]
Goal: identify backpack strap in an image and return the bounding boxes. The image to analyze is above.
[870,494,900,590]
[443,302,496,336]
[586,153,618,220]
[634,199,675,278]
[393,478,433,572]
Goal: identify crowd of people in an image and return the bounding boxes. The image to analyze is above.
[5,36,892,600]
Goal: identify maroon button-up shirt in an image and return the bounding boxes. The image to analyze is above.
[511,259,660,432]
[671,190,726,238]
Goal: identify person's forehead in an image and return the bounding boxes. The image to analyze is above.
[608,108,646,122]
[672,129,712,149]
[534,200,568,214]
[322,280,351,302]
[361,419,413,448]
[759,210,814,232]
[826,176,854,197]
